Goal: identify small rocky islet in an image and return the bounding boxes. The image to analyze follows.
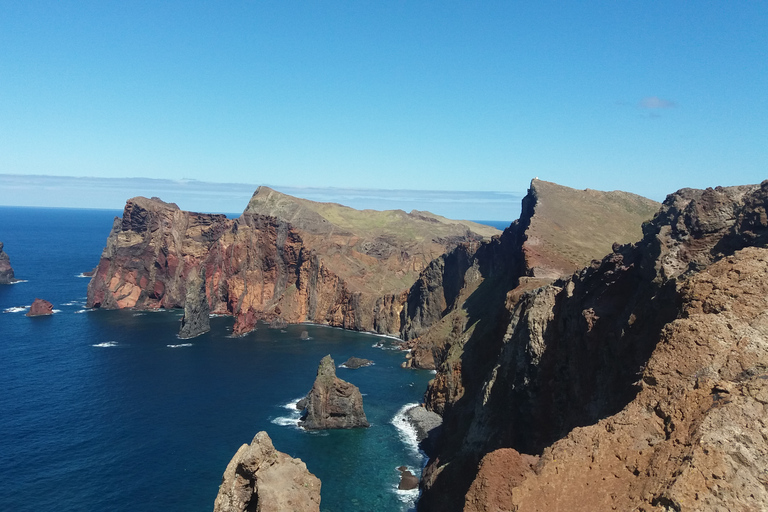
[83,179,768,511]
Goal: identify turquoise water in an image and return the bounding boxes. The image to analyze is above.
[0,207,434,512]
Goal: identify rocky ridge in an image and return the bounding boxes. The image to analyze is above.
[299,355,369,430]
[0,242,15,284]
[213,431,321,512]
[417,182,768,511]
[86,190,499,336]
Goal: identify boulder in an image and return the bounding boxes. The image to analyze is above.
[299,355,369,430]
[213,431,321,512]
[397,466,419,490]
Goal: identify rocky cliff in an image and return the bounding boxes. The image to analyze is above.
[299,355,369,430]
[417,182,768,511]
[0,242,15,284]
[87,190,498,336]
[213,431,321,512]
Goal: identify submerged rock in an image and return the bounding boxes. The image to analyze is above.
[299,355,369,430]
[340,356,373,369]
[26,298,53,317]
[0,242,15,284]
[213,431,321,512]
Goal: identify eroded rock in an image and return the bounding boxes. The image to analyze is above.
[213,431,321,512]
[299,355,369,430]
[26,298,53,316]
[0,242,15,284]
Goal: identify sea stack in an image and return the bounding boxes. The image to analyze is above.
[213,431,321,512]
[0,242,15,284]
[178,268,210,339]
[299,355,370,429]
[26,298,53,316]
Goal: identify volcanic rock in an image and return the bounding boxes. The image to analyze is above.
[268,317,287,329]
[178,268,210,339]
[418,181,768,511]
[299,355,369,430]
[26,298,53,316]
[213,431,321,512]
[87,189,498,337]
[0,242,15,284]
[397,466,419,490]
[340,356,373,369]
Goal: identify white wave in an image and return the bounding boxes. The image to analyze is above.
[61,301,84,306]
[75,273,92,278]
[394,486,420,506]
[430,369,437,374]
[9,279,28,284]
[167,343,193,348]
[271,398,305,428]
[3,306,29,313]
[74,309,94,314]
[391,403,423,458]
[92,341,118,348]
[132,312,145,316]
[51,309,61,313]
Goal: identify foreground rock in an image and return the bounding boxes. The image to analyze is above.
[299,355,369,429]
[178,268,210,338]
[340,356,373,369]
[26,298,53,316]
[397,466,419,490]
[418,182,768,511]
[0,242,15,284]
[213,431,321,512]
[86,189,499,336]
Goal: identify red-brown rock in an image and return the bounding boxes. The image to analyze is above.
[26,298,53,316]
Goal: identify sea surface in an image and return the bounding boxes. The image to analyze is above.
[0,206,447,512]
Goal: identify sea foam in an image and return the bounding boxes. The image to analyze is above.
[92,341,118,348]
[391,403,423,457]
[4,306,29,313]
[270,398,304,428]
[167,343,193,348]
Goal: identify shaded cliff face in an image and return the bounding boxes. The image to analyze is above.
[418,182,768,511]
[87,190,497,336]
[213,431,321,512]
[0,242,15,284]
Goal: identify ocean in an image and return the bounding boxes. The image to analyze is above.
[0,206,439,512]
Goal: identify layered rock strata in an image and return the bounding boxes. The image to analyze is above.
[87,190,498,336]
[0,242,15,284]
[26,298,53,316]
[213,431,321,512]
[299,355,369,430]
[417,182,768,511]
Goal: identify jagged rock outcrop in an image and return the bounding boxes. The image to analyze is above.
[417,182,768,511]
[213,431,321,512]
[26,298,53,316]
[0,242,15,284]
[299,355,369,429]
[178,268,210,338]
[87,189,498,336]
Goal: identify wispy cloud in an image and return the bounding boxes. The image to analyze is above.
[639,96,676,109]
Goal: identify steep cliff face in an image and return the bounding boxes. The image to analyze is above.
[87,190,498,336]
[0,242,15,284]
[418,182,768,511]
[213,431,321,512]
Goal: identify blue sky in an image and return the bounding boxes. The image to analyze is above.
[1,1,766,217]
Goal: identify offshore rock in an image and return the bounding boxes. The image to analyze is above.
[340,356,373,369]
[299,355,369,430]
[178,268,210,339]
[26,298,53,316]
[418,181,768,511]
[213,431,321,512]
[397,466,419,490]
[0,242,15,284]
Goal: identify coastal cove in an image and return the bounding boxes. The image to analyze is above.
[0,207,435,512]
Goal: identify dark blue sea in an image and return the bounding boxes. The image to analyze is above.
[0,207,438,512]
